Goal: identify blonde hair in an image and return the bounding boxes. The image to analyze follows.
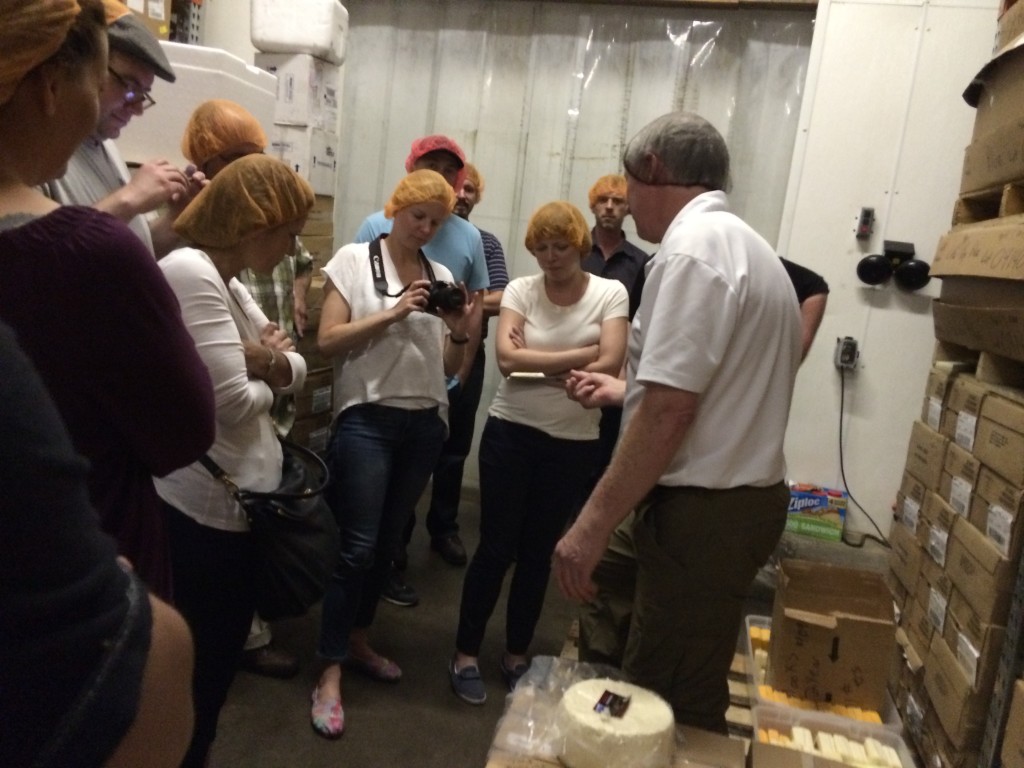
[587,174,627,208]
[384,169,456,219]
[181,99,267,170]
[174,154,314,248]
[463,162,484,198]
[524,201,592,255]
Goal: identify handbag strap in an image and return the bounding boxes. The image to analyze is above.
[198,438,330,503]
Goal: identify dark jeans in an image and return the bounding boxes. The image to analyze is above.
[456,417,599,656]
[319,404,445,661]
[164,501,256,768]
[403,346,486,546]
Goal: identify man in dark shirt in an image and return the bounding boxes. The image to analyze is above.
[780,257,829,360]
[582,174,651,321]
[580,174,651,495]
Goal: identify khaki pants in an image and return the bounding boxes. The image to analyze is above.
[579,482,788,732]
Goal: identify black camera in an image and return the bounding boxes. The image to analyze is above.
[425,281,465,313]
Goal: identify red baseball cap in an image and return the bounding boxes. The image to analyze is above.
[404,135,466,172]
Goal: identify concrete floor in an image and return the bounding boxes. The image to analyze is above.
[209,497,889,767]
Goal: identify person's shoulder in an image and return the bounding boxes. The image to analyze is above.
[447,215,484,244]
[622,238,651,262]
[590,273,629,297]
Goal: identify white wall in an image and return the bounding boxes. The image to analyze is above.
[778,0,997,538]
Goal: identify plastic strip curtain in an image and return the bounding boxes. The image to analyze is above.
[335,0,814,273]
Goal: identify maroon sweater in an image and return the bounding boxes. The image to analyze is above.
[0,206,215,598]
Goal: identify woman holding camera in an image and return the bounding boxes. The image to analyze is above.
[449,201,628,705]
[312,169,475,739]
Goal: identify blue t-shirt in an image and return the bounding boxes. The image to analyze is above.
[354,210,489,292]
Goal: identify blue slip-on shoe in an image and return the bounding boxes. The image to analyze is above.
[449,658,486,705]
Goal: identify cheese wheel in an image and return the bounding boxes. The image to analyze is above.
[556,678,675,768]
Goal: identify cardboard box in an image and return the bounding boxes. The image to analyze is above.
[940,442,981,517]
[902,595,937,665]
[945,516,1015,625]
[904,421,950,490]
[918,492,958,567]
[939,376,991,451]
[931,216,1024,280]
[964,38,1024,141]
[1002,679,1024,768]
[888,520,922,593]
[959,118,1024,194]
[975,393,1024,486]
[294,368,332,420]
[933,301,1024,364]
[969,464,1024,559]
[896,471,928,533]
[287,410,332,453]
[269,125,338,196]
[301,234,336,276]
[767,560,895,712]
[923,634,989,750]
[254,53,341,130]
[302,195,335,237]
[121,0,171,40]
[916,702,982,768]
[784,484,848,542]
[943,588,1007,692]
[923,364,972,430]
[997,0,1024,51]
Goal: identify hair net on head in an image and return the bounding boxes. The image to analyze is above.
[463,162,484,197]
[588,174,627,208]
[525,201,592,255]
[0,0,81,107]
[622,112,730,193]
[101,0,129,23]
[384,169,456,220]
[181,99,268,169]
[174,154,315,249]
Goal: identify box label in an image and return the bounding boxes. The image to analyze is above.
[987,503,1013,558]
[955,413,977,451]
[949,477,973,517]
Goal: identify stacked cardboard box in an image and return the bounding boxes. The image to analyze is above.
[252,2,346,454]
[887,28,1024,768]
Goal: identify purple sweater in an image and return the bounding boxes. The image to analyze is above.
[0,206,215,598]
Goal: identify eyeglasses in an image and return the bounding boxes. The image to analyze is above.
[107,68,156,111]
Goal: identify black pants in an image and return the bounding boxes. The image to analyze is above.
[164,502,256,768]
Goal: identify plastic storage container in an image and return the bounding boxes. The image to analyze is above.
[752,705,916,768]
[251,0,349,65]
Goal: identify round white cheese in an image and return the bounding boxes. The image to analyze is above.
[557,678,675,768]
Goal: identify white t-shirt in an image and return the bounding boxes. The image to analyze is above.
[488,272,628,440]
[623,191,801,488]
[321,241,453,426]
[155,247,308,531]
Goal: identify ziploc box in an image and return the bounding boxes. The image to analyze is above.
[768,559,896,713]
[785,483,848,542]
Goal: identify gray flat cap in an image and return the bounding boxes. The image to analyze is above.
[107,14,176,83]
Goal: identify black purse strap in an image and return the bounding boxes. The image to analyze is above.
[199,438,330,503]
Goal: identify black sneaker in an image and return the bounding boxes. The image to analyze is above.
[381,570,419,607]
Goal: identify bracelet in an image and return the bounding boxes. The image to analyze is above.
[266,347,276,375]
[449,334,469,345]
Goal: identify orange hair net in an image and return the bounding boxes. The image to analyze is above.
[463,162,484,199]
[0,0,81,107]
[384,169,456,220]
[525,201,592,255]
[181,99,268,170]
[101,0,129,23]
[587,174,628,208]
[174,154,314,249]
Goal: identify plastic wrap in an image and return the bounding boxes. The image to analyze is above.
[487,656,681,768]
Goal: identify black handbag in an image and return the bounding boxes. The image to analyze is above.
[200,439,340,620]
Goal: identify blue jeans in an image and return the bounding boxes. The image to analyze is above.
[456,417,599,656]
[318,403,445,661]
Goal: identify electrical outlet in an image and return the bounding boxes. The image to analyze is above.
[834,337,859,370]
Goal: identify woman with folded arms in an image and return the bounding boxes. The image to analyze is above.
[156,154,314,767]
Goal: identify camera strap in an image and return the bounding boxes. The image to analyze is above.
[368,235,436,298]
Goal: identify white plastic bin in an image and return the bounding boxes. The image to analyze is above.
[251,0,349,65]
